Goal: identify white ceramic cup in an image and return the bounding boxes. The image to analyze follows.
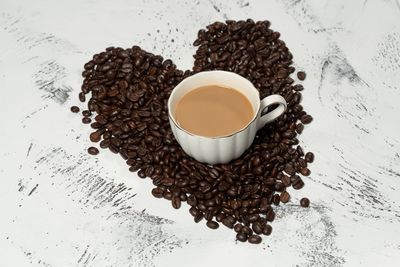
[168,70,287,164]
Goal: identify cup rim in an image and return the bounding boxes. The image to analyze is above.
[167,70,261,140]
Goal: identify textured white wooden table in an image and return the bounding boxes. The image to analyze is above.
[1,0,400,266]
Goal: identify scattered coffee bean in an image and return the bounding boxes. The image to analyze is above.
[82,117,91,124]
[300,197,310,207]
[300,167,311,176]
[79,92,86,102]
[305,152,314,163]
[151,187,163,198]
[236,233,248,242]
[280,191,290,203]
[70,106,80,113]
[206,220,219,229]
[89,131,101,143]
[248,235,262,244]
[300,114,313,124]
[88,147,99,155]
[297,71,306,80]
[73,19,314,244]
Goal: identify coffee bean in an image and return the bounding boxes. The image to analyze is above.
[88,147,99,155]
[280,191,290,203]
[284,164,296,175]
[152,187,163,198]
[222,216,236,229]
[266,209,275,222]
[272,194,280,205]
[138,169,146,178]
[99,139,110,149]
[248,235,262,244]
[281,175,291,187]
[189,207,200,217]
[296,123,304,134]
[300,197,310,207]
[206,220,219,229]
[172,196,181,209]
[163,191,172,200]
[194,214,204,223]
[70,106,80,113]
[300,167,311,176]
[297,71,306,80]
[89,131,101,142]
[234,223,243,233]
[236,233,248,242]
[262,224,272,236]
[300,114,313,124]
[305,152,314,163]
[82,117,92,124]
[252,222,263,235]
[293,84,304,91]
[79,92,86,102]
[292,178,305,190]
[82,110,92,117]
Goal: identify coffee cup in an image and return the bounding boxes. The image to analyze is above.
[168,70,287,164]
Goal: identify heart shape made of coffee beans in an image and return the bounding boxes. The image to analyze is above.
[71,19,314,244]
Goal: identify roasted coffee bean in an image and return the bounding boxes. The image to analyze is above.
[99,139,110,149]
[305,152,314,163]
[293,84,304,91]
[151,187,163,198]
[300,197,310,207]
[280,191,290,203]
[284,164,296,175]
[74,20,315,244]
[236,233,248,242]
[262,224,272,236]
[248,235,262,244]
[234,223,243,233]
[138,169,146,178]
[89,131,101,143]
[79,92,86,102]
[281,175,291,187]
[272,194,280,205]
[296,123,304,134]
[163,191,172,200]
[194,214,204,223]
[206,220,219,229]
[300,167,311,176]
[297,71,306,80]
[292,178,305,190]
[70,106,80,113]
[82,117,92,124]
[172,196,181,209]
[252,222,263,235]
[222,216,236,229]
[300,114,313,124]
[266,209,275,222]
[88,147,99,155]
[82,110,92,117]
[240,225,252,236]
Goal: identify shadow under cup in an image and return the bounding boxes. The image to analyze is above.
[168,70,282,164]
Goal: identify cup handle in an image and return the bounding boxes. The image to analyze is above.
[257,95,287,130]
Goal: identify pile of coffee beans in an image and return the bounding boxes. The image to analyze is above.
[71,19,313,244]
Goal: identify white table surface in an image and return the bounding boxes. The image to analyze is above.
[1,0,400,266]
